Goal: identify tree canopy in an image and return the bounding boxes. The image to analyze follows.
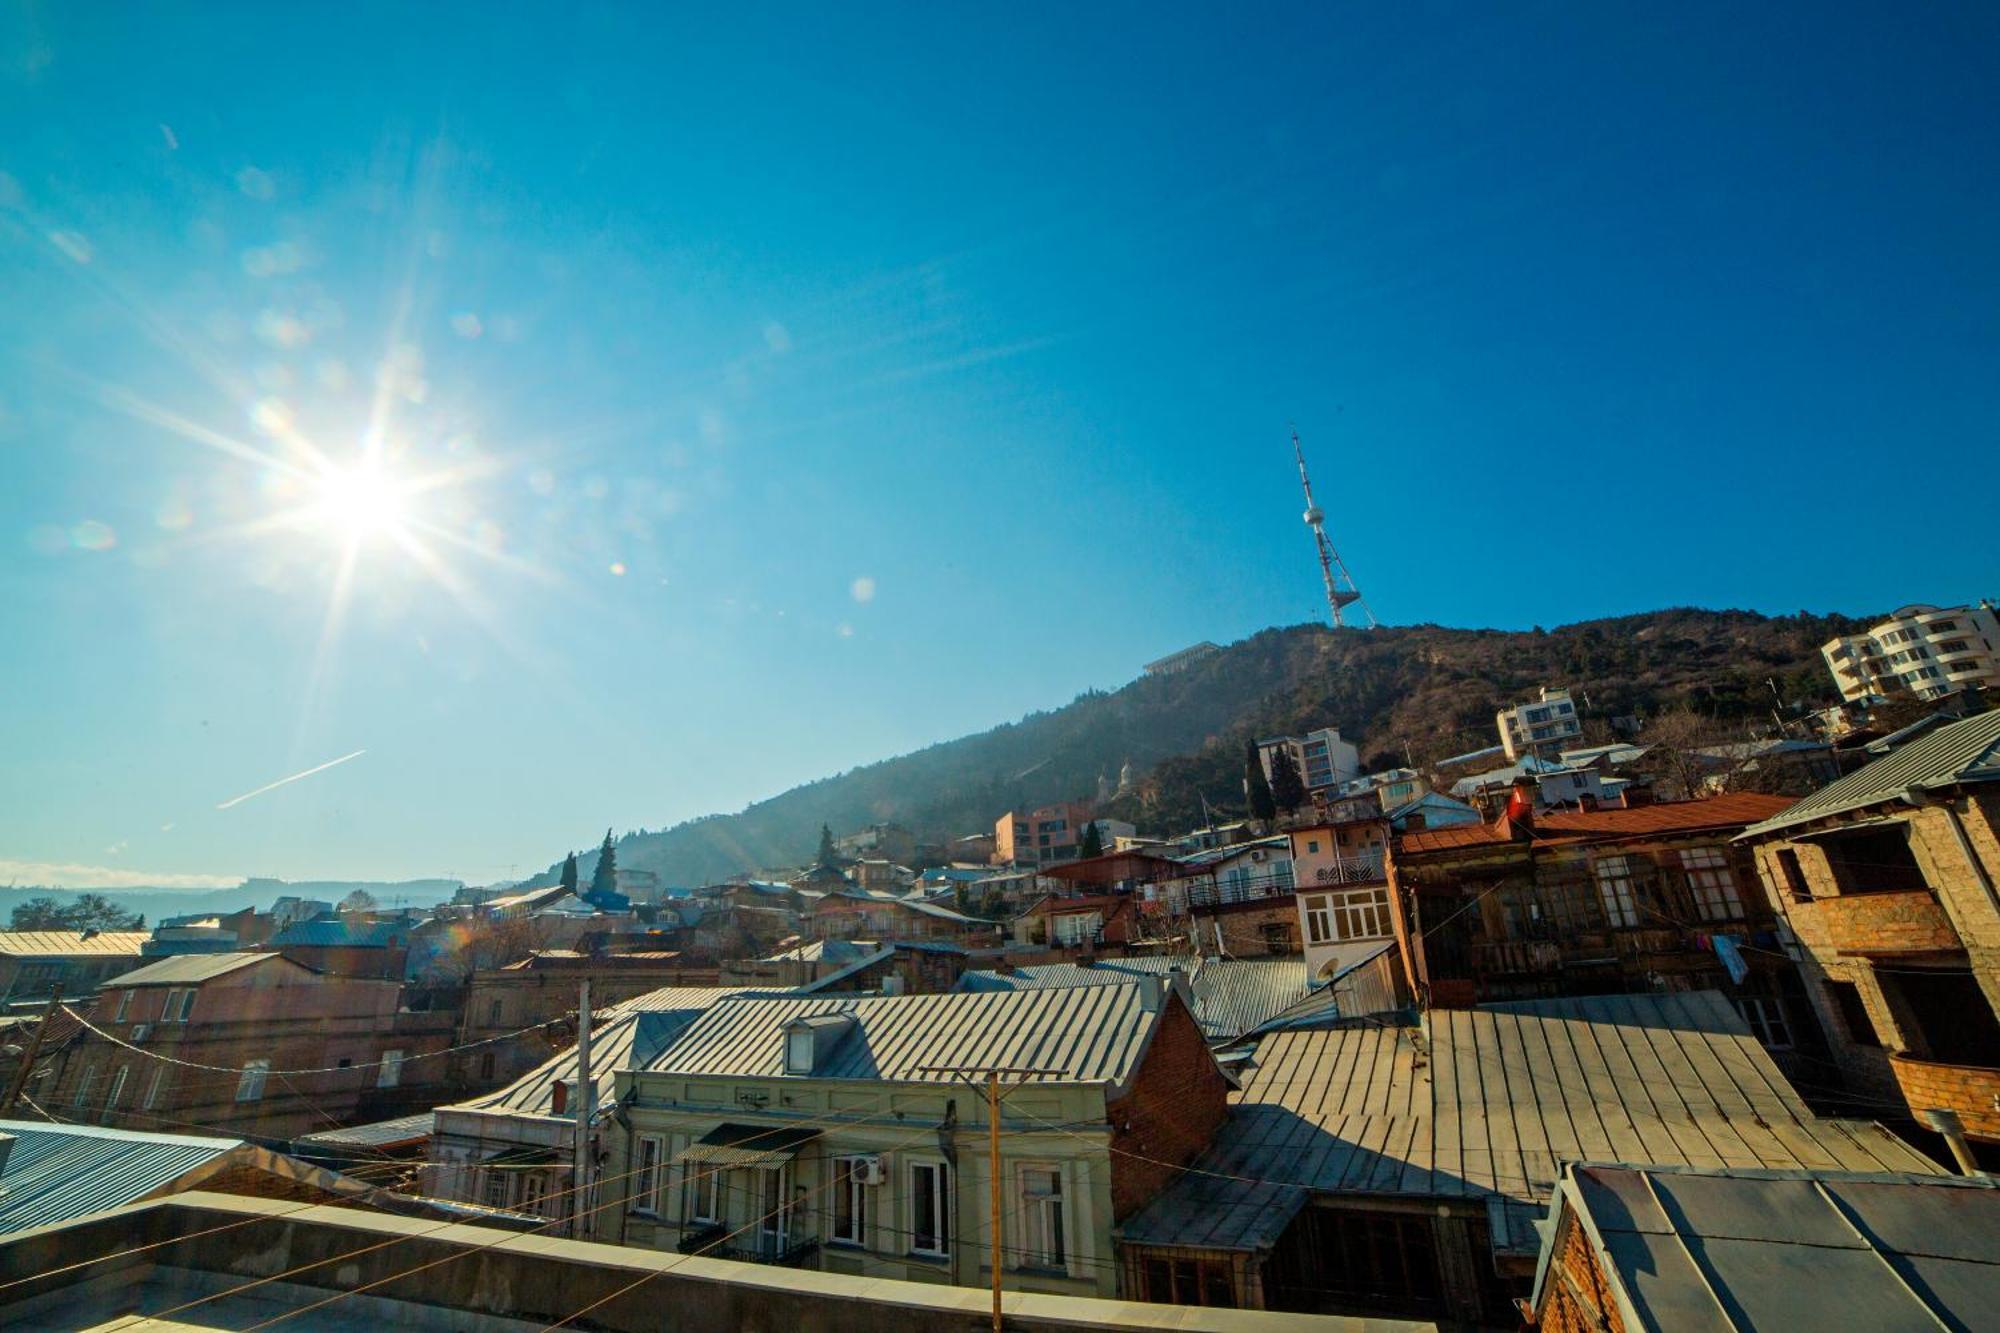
[816,823,839,867]
[338,888,378,915]
[1269,746,1307,814]
[10,893,145,932]
[589,829,618,899]
[1244,741,1277,823]
[1076,820,1104,859]
[559,851,580,895]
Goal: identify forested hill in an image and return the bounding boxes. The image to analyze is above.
[543,608,1866,889]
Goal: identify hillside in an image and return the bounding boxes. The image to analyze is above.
[541,607,1866,889]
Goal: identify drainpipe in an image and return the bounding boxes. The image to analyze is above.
[1921,1108,1985,1177]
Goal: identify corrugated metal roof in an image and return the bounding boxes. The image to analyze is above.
[448,986,791,1118]
[293,1112,434,1151]
[1118,990,1942,1254]
[0,931,151,959]
[644,983,1159,1090]
[1534,1164,2000,1332]
[108,951,299,988]
[1741,708,2000,838]
[269,916,407,948]
[1400,793,1795,856]
[0,1118,243,1234]
[956,956,1324,1045]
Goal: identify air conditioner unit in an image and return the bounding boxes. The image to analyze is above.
[854,1156,884,1186]
[129,1024,151,1044]
[1249,850,1266,863]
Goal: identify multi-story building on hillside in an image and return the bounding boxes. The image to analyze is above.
[1821,601,2000,702]
[994,800,1095,867]
[1495,686,1584,760]
[1736,710,2000,1162]
[1256,728,1361,794]
[1389,790,1807,1061]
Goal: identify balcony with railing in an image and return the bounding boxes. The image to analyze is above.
[1815,890,1961,956]
[678,1222,820,1267]
[1184,866,1298,910]
[1298,851,1387,889]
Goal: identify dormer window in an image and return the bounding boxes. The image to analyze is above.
[786,1028,815,1075]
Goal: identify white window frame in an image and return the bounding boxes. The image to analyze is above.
[482,1166,512,1209]
[104,1065,129,1114]
[633,1135,664,1215]
[114,990,133,1023]
[684,1160,722,1224]
[235,1059,270,1103]
[521,1173,548,1217]
[376,1049,405,1088]
[72,1063,97,1108]
[784,1029,815,1075]
[830,1155,870,1246]
[756,1162,792,1253]
[909,1159,952,1259]
[1594,856,1641,928]
[1302,894,1334,945]
[1016,1163,1067,1272]
[1327,886,1392,941]
[141,1064,167,1111]
[1683,847,1745,922]
[1735,996,1795,1051]
[168,988,195,1022]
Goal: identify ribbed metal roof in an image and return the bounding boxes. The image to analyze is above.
[293,1111,434,1151]
[450,986,791,1118]
[1119,991,1941,1255]
[956,956,1325,1044]
[0,931,150,959]
[1740,708,2000,838]
[0,1118,243,1234]
[643,983,1159,1090]
[109,951,299,988]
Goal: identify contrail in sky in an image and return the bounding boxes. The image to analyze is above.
[216,749,366,810]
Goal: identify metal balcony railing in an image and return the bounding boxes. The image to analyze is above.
[1301,853,1387,888]
[1184,867,1298,910]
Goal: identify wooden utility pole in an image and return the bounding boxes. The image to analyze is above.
[916,1063,1064,1333]
[572,978,592,1237]
[0,985,62,1116]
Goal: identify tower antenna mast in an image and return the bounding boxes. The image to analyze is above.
[1292,427,1375,629]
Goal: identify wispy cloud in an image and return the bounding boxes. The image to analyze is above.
[0,859,238,890]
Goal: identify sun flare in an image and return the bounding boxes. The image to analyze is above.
[311,458,412,542]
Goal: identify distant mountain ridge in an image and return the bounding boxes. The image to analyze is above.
[541,607,1867,890]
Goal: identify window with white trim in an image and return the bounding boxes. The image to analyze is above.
[684,1160,721,1223]
[113,990,133,1023]
[633,1135,664,1214]
[910,1160,951,1258]
[235,1059,270,1102]
[482,1167,511,1209]
[1017,1165,1066,1270]
[830,1155,870,1245]
[1302,894,1334,945]
[1682,846,1745,921]
[1593,855,1641,928]
[521,1174,547,1216]
[104,1065,129,1113]
[72,1063,96,1108]
[1324,886,1392,940]
[142,1064,167,1111]
[167,988,195,1022]
[376,1049,405,1088]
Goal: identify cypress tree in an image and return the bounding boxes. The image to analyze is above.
[1077,820,1105,859]
[1270,747,1308,814]
[1245,741,1278,823]
[560,851,579,895]
[589,829,617,899]
[817,823,839,867]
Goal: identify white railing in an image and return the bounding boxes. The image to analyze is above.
[1305,852,1386,886]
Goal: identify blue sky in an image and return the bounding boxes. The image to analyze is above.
[3,3,1997,887]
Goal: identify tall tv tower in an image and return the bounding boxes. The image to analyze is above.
[1292,428,1375,629]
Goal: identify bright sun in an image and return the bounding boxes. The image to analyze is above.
[312,458,412,541]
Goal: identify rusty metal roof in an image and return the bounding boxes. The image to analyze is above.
[0,931,150,959]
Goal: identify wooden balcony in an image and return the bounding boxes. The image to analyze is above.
[1890,1053,2000,1140]
[1471,940,1561,975]
[1611,927,1685,957]
[1816,890,1960,956]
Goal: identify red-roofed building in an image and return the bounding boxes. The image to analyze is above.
[1387,790,1813,1063]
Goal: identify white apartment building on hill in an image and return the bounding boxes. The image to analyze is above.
[1257,728,1361,793]
[1496,686,1583,760]
[1822,602,2000,703]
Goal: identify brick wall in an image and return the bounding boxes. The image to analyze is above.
[1193,901,1299,958]
[1890,1052,2000,1139]
[1814,890,1961,954]
[1106,995,1228,1220]
[1535,1211,1627,1333]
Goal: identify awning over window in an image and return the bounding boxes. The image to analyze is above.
[674,1123,821,1169]
[483,1146,558,1167]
